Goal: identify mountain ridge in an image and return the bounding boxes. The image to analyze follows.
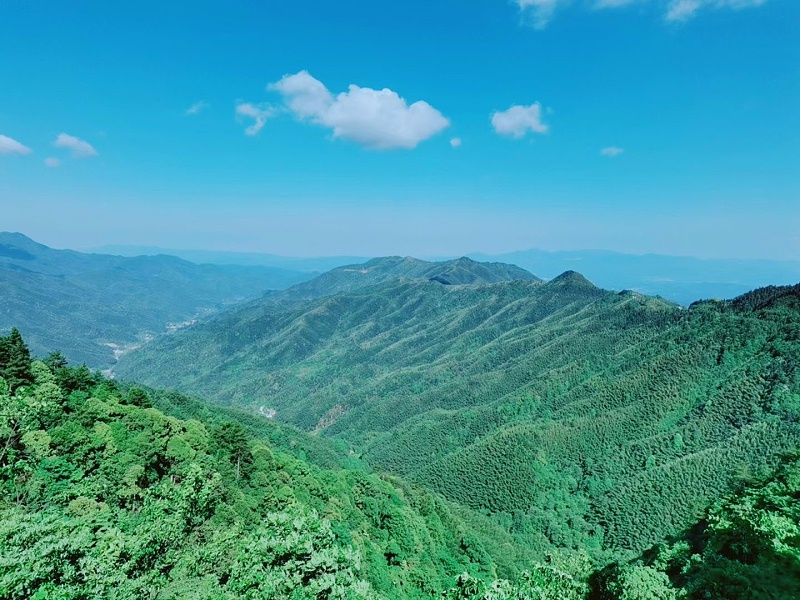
[471,248,800,305]
[87,239,800,305]
[272,255,540,301]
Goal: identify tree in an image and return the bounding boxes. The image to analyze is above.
[212,421,252,479]
[123,387,152,408]
[0,328,34,393]
[43,351,68,372]
[594,564,683,599]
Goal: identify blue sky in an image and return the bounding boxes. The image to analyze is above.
[1,0,797,258]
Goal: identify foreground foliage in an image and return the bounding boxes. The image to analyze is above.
[0,336,505,598]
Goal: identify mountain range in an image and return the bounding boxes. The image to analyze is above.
[90,242,800,306]
[471,249,800,306]
[0,232,313,367]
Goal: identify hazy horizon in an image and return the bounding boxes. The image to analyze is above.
[83,240,800,265]
[5,228,800,265]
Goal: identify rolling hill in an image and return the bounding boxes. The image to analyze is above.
[0,232,313,367]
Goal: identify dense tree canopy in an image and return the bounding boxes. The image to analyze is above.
[0,337,509,598]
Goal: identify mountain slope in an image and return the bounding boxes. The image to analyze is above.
[113,258,549,400]
[0,334,519,599]
[116,269,800,565]
[118,256,540,385]
[0,232,312,367]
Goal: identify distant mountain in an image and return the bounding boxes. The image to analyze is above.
[116,269,800,564]
[0,232,313,367]
[93,243,800,306]
[271,255,539,302]
[470,249,800,305]
[89,243,369,273]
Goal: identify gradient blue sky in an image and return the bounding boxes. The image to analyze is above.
[1,0,798,258]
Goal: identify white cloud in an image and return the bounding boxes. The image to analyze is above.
[0,134,32,155]
[53,133,97,158]
[185,101,209,116]
[665,0,703,19]
[270,71,332,119]
[600,146,625,157]
[515,0,770,27]
[516,0,569,30]
[595,0,641,7]
[665,0,767,21]
[235,102,275,135]
[491,103,549,138]
[450,137,462,148]
[270,71,449,150]
[44,157,61,167]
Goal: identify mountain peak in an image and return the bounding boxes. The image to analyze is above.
[426,258,539,286]
[0,232,47,261]
[547,270,596,288]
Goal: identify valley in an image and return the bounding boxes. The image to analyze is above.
[0,232,313,367]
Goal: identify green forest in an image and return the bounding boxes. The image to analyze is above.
[116,260,800,569]
[2,316,800,598]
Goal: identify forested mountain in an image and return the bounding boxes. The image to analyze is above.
[263,255,540,305]
[3,329,798,598]
[0,232,312,367]
[116,263,800,582]
[117,255,539,381]
[7,242,797,597]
